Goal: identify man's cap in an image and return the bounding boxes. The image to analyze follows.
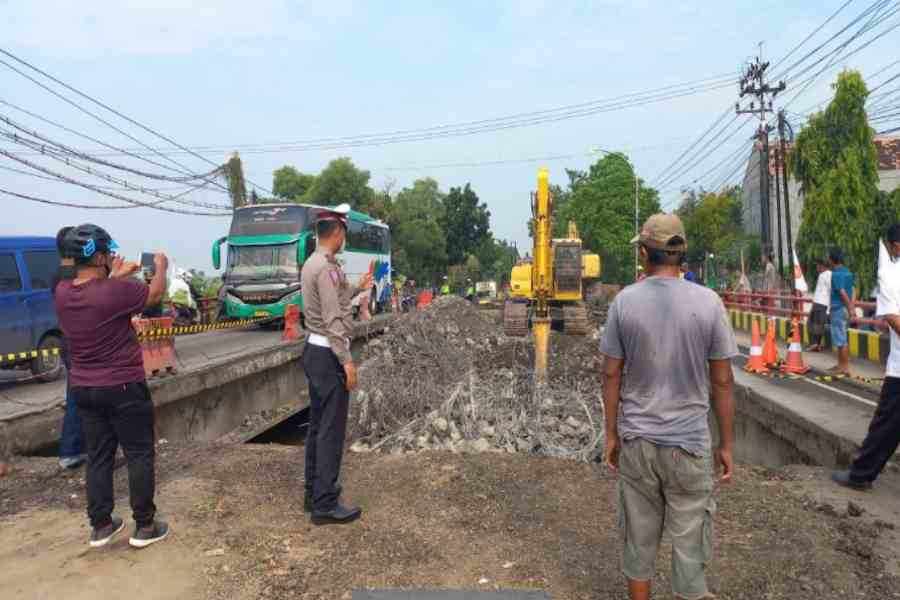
[315,203,351,227]
[631,213,687,251]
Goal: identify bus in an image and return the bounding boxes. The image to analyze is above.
[212,203,391,320]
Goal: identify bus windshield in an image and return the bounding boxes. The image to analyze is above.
[230,205,311,237]
[226,242,298,282]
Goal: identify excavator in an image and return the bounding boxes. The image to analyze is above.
[503,169,601,379]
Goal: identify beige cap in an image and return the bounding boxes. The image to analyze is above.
[631,213,687,251]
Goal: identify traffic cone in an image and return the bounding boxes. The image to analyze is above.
[781,318,810,375]
[744,317,769,374]
[762,316,780,368]
[282,304,301,341]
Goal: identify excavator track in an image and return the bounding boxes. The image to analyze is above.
[503,301,529,337]
[562,303,590,336]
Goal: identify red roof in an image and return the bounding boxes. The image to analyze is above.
[762,135,900,175]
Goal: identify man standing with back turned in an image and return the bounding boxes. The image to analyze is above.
[601,214,737,600]
[300,205,372,524]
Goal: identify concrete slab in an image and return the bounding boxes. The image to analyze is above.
[0,327,285,422]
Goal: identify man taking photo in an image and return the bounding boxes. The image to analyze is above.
[55,224,170,549]
[601,213,737,600]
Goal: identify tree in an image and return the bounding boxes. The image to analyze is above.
[440,183,491,265]
[388,178,447,283]
[677,187,745,267]
[302,157,376,213]
[273,166,316,200]
[791,70,881,294]
[555,153,660,285]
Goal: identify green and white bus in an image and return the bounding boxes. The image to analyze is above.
[212,203,391,320]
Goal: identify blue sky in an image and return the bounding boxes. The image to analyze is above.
[0,1,895,273]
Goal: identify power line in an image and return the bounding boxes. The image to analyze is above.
[0,186,138,209]
[0,132,232,211]
[10,77,737,158]
[650,106,733,185]
[0,149,231,216]
[770,0,858,72]
[0,47,272,195]
[656,115,748,190]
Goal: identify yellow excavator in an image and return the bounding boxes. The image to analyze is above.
[503,169,601,379]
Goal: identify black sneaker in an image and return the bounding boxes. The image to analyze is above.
[90,516,125,548]
[129,520,170,548]
[831,470,873,491]
[311,503,361,525]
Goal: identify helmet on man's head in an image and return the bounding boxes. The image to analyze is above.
[62,224,119,263]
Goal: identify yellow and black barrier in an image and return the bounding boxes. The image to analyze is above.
[1,347,60,365]
[728,309,888,366]
[136,317,269,339]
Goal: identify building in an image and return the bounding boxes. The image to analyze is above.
[741,134,900,268]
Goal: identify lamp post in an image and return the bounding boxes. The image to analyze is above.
[589,147,639,281]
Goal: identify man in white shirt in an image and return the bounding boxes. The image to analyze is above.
[832,224,900,490]
[808,259,831,352]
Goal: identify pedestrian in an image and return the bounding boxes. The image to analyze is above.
[53,226,85,470]
[762,252,779,311]
[55,224,170,549]
[827,247,855,376]
[300,204,372,525]
[832,225,900,490]
[807,258,832,352]
[601,213,736,600]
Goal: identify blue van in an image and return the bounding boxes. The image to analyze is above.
[0,236,64,382]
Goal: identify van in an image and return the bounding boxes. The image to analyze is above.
[0,236,64,382]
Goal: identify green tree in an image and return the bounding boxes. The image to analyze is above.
[791,70,880,293]
[273,166,316,200]
[389,178,447,283]
[302,157,376,212]
[440,183,491,265]
[556,153,660,285]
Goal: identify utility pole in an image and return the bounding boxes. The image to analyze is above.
[634,171,639,282]
[777,109,795,291]
[736,50,785,262]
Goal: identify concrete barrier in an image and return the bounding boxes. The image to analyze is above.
[0,315,394,455]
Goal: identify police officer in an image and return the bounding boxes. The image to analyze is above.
[300,204,372,525]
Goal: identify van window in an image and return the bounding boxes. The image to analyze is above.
[0,254,21,292]
[23,251,59,290]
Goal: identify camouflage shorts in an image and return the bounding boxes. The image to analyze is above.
[617,438,716,599]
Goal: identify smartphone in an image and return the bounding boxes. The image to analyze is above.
[140,252,155,277]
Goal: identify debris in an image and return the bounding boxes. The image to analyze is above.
[478,577,489,585]
[847,501,864,517]
[353,296,603,461]
[502,561,515,569]
[349,441,370,453]
[205,548,226,557]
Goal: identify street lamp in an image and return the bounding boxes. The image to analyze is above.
[589,147,639,281]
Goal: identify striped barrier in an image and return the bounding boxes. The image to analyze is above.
[0,347,60,365]
[1,319,266,368]
[728,308,887,366]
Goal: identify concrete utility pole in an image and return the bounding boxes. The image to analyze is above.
[777,109,796,290]
[735,49,785,264]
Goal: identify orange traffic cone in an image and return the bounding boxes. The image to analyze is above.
[745,317,769,374]
[762,316,780,368]
[283,304,301,341]
[781,318,810,375]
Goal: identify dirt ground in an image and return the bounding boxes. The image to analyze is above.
[2,443,899,600]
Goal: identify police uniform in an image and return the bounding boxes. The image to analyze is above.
[300,208,366,519]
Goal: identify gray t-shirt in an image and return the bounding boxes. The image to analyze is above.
[600,276,738,455]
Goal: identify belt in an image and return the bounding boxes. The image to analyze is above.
[307,333,331,348]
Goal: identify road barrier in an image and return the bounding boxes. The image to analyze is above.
[135,317,268,339]
[721,290,882,328]
[0,347,60,366]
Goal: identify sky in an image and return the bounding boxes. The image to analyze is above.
[0,0,896,274]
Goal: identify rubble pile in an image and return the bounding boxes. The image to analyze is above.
[351,296,604,461]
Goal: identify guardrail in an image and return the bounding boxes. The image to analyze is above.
[720,290,884,329]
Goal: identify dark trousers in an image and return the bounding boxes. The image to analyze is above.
[302,344,349,512]
[59,376,83,459]
[851,377,900,483]
[73,382,156,529]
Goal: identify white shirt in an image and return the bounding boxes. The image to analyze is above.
[887,328,900,379]
[813,270,832,307]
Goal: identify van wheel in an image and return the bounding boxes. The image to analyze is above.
[32,334,64,383]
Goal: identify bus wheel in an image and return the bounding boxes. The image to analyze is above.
[32,334,64,383]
